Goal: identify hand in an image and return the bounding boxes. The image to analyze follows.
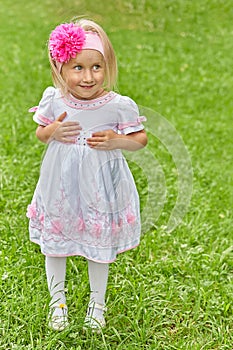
[87,129,147,151]
[87,129,119,150]
[51,112,82,143]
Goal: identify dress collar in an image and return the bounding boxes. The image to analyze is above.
[62,91,117,110]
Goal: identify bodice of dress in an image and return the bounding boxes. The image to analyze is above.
[31,87,146,140]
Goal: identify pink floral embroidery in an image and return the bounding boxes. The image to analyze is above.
[26,203,37,219]
[126,212,136,224]
[77,218,85,231]
[93,223,102,238]
[39,214,44,224]
[111,221,117,234]
[51,220,63,234]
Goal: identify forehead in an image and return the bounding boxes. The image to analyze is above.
[69,49,104,64]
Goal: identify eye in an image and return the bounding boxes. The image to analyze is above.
[74,65,82,71]
[93,64,101,71]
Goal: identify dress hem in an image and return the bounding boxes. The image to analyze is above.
[30,239,139,263]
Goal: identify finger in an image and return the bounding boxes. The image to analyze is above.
[87,140,109,148]
[62,123,82,130]
[87,141,100,147]
[87,138,105,144]
[56,111,67,122]
[60,137,76,144]
[91,131,106,137]
[63,131,81,138]
[89,143,108,150]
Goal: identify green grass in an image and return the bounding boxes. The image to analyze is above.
[1,0,233,348]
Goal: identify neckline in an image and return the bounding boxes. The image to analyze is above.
[62,91,117,110]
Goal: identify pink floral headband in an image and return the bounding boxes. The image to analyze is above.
[49,23,105,70]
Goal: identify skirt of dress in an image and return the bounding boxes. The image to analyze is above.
[27,142,141,262]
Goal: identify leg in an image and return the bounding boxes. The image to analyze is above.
[85,260,109,329]
[45,256,67,306]
[88,259,109,306]
[45,256,68,330]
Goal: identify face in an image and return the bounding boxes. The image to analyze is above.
[61,49,105,100]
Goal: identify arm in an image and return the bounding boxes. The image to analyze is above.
[36,112,82,144]
[87,129,147,151]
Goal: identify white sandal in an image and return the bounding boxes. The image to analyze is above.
[83,302,106,331]
[48,303,69,331]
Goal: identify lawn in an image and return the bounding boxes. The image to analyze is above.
[0,0,233,349]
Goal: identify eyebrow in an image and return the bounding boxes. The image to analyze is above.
[72,61,103,66]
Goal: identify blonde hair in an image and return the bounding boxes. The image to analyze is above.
[49,19,118,96]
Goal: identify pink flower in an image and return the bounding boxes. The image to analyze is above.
[26,203,37,219]
[49,23,86,63]
[51,220,63,234]
[93,223,102,238]
[77,218,85,231]
[112,221,116,230]
[39,214,44,224]
[126,212,136,224]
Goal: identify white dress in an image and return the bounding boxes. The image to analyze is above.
[27,87,146,263]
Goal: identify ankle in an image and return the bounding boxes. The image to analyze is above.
[48,303,68,331]
[87,301,106,320]
[50,303,68,317]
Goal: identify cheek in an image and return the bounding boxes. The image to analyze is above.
[64,74,79,86]
[98,73,105,83]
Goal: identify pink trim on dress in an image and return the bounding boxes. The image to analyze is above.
[62,91,117,110]
[37,114,54,125]
[118,116,147,130]
[40,244,140,263]
[28,106,38,113]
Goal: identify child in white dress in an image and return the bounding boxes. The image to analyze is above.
[27,19,147,331]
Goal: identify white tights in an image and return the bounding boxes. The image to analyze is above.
[45,256,109,317]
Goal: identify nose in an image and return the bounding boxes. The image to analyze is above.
[82,69,93,83]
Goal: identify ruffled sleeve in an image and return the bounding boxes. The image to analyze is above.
[29,87,56,126]
[117,96,146,135]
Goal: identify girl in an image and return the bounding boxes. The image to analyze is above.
[27,19,147,331]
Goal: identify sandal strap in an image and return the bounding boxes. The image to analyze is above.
[88,302,107,312]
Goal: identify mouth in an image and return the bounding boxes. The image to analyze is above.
[80,85,95,90]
